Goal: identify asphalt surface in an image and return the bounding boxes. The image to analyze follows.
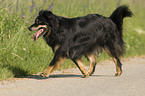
[0,56,145,96]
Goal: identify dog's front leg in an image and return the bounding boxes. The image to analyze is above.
[73,59,89,78]
[40,55,66,78]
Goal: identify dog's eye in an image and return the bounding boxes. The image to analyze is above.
[36,19,41,24]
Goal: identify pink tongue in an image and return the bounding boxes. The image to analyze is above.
[33,29,44,41]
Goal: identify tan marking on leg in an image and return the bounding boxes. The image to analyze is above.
[41,57,66,77]
[113,58,122,76]
[104,48,112,56]
[86,54,96,75]
[105,48,122,76]
[41,66,55,78]
[75,59,89,78]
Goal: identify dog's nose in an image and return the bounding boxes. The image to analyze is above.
[28,27,32,31]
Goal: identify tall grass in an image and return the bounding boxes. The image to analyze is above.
[0,0,145,80]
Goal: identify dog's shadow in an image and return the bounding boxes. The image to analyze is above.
[24,73,114,80]
[25,74,83,80]
[1,62,114,80]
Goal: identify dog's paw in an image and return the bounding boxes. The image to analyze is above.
[40,72,49,78]
[82,73,89,78]
[88,71,95,76]
[115,71,122,76]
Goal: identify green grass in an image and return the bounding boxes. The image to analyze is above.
[0,0,145,80]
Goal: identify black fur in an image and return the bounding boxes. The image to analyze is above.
[28,5,133,77]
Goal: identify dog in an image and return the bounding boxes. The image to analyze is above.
[28,5,133,78]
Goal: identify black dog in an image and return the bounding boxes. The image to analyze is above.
[28,5,133,78]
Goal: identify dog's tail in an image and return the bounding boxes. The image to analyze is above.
[109,5,133,33]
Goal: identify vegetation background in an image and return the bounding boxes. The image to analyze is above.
[0,0,145,80]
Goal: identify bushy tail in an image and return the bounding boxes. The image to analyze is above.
[110,5,133,33]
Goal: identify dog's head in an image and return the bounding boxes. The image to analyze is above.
[28,10,54,41]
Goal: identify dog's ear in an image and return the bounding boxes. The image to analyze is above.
[44,11,53,18]
[47,11,52,14]
[39,10,53,18]
[39,10,45,15]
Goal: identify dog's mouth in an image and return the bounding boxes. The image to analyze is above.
[33,28,46,41]
[28,25,47,41]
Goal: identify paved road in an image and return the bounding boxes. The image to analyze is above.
[0,56,145,96]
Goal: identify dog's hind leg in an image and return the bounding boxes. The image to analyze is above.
[86,54,97,76]
[73,59,89,78]
[105,48,122,76]
[40,55,66,78]
[113,57,122,76]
